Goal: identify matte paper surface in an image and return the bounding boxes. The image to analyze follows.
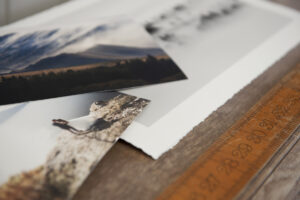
[0,18,186,105]
[0,93,149,200]
[0,0,299,158]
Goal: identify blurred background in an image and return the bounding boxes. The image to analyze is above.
[1,0,299,27]
[0,0,70,26]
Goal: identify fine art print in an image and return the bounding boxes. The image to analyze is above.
[0,18,186,105]
[0,93,149,200]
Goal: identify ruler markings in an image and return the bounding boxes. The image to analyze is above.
[157,66,300,200]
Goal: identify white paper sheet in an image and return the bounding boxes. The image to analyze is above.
[124,0,300,158]
[0,0,299,158]
[0,93,149,200]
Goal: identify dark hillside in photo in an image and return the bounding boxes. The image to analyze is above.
[0,56,186,105]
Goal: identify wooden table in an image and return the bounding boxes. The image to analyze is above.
[74,1,300,199]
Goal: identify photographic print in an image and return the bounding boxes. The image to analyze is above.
[64,0,297,158]
[0,18,186,105]
[0,0,299,159]
[0,93,149,200]
[145,0,240,45]
[123,0,299,158]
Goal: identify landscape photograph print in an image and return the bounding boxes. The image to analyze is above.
[0,18,186,105]
[0,92,149,200]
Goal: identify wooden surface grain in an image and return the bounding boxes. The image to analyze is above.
[74,1,300,200]
[252,127,300,200]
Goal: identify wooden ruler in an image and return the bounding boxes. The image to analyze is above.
[157,64,300,200]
